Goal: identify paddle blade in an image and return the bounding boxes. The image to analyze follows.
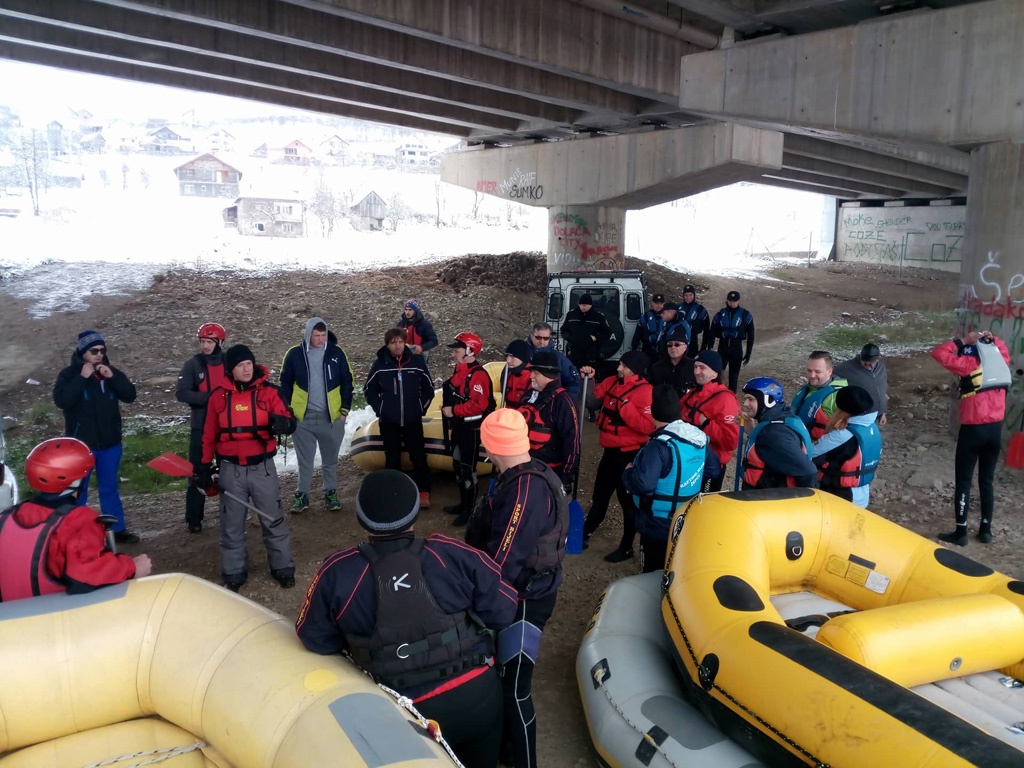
[1007,433,1024,469]
[566,498,585,555]
[147,452,194,477]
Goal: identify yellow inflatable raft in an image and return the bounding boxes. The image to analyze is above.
[351,361,507,474]
[0,573,456,767]
[663,488,1024,768]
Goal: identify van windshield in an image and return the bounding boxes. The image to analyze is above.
[571,287,619,322]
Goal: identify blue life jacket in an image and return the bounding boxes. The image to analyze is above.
[639,309,664,339]
[742,416,813,488]
[846,423,882,486]
[633,430,705,519]
[792,379,848,441]
[714,307,752,340]
[679,302,707,327]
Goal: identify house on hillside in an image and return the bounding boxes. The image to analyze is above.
[142,125,193,155]
[204,128,235,154]
[317,135,349,164]
[395,142,429,165]
[78,132,106,154]
[350,191,387,230]
[222,195,306,237]
[46,121,66,156]
[251,139,313,165]
[174,154,242,197]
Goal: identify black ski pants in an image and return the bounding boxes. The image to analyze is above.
[185,427,207,529]
[380,418,432,492]
[718,339,745,392]
[417,665,503,768]
[583,447,639,551]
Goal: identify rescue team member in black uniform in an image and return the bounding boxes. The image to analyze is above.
[175,322,226,534]
[562,293,612,370]
[631,293,666,359]
[739,377,817,490]
[705,290,755,392]
[678,284,710,358]
[516,350,580,486]
[197,344,297,592]
[441,333,495,526]
[296,470,518,768]
[466,409,566,768]
[365,328,435,509]
[0,438,152,601]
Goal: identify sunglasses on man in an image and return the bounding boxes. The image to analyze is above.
[86,347,106,355]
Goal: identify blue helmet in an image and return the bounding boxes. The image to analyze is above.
[742,377,784,416]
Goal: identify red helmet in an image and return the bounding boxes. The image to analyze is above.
[197,323,226,342]
[25,438,94,493]
[450,332,483,357]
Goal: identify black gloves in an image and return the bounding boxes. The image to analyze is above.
[192,463,217,492]
[269,414,295,435]
[742,355,751,367]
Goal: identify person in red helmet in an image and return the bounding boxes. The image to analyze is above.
[0,438,152,601]
[175,322,227,534]
[441,333,495,526]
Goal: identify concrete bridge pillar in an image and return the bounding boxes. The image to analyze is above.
[546,205,626,272]
[958,140,1024,437]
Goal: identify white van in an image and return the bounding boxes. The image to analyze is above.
[545,270,648,366]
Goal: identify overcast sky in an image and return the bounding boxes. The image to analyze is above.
[0,60,300,125]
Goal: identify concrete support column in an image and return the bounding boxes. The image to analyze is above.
[958,140,1024,437]
[546,205,626,272]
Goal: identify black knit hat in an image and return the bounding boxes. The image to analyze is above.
[579,293,594,305]
[504,339,534,363]
[224,344,256,373]
[651,384,681,423]
[683,284,696,295]
[619,350,649,377]
[835,385,874,417]
[528,350,561,377]
[356,470,420,534]
[696,349,723,374]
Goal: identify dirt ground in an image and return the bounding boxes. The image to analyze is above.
[2,254,1023,767]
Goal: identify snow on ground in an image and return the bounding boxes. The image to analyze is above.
[1,163,831,321]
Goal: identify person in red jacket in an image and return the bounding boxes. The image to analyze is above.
[441,333,495,526]
[580,350,654,563]
[501,339,534,407]
[931,329,1011,546]
[0,437,151,601]
[197,344,297,592]
[679,350,740,492]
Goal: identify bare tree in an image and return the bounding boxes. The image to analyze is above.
[385,192,410,231]
[310,181,338,237]
[471,190,483,221]
[8,129,49,216]
[434,180,445,228]
[139,168,151,190]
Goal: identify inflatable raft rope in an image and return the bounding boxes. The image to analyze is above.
[0,573,458,768]
[663,488,1024,768]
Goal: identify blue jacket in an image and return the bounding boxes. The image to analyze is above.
[365,346,434,427]
[279,320,354,421]
[742,404,817,489]
[678,300,709,354]
[295,532,518,699]
[631,309,664,357]
[525,336,580,398]
[625,421,707,539]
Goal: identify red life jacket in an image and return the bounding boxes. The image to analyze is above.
[201,358,227,394]
[516,387,567,469]
[503,368,532,408]
[741,417,812,489]
[217,389,272,443]
[0,501,74,601]
[597,381,646,436]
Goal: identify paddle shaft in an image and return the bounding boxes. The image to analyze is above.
[733,425,745,492]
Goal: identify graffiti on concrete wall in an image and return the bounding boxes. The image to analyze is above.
[549,211,624,271]
[958,251,1024,433]
[476,168,544,201]
[836,207,964,272]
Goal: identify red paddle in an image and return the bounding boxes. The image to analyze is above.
[147,452,194,477]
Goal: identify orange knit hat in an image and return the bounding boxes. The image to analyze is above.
[480,409,531,456]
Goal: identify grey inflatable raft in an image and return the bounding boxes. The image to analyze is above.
[576,572,764,768]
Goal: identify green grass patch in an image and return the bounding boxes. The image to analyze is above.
[4,418,191,497]
[817,310,953,351]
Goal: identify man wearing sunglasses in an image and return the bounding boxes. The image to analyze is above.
[53,330,139,544]
[649,327,696,398]
[524,323,580,399]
